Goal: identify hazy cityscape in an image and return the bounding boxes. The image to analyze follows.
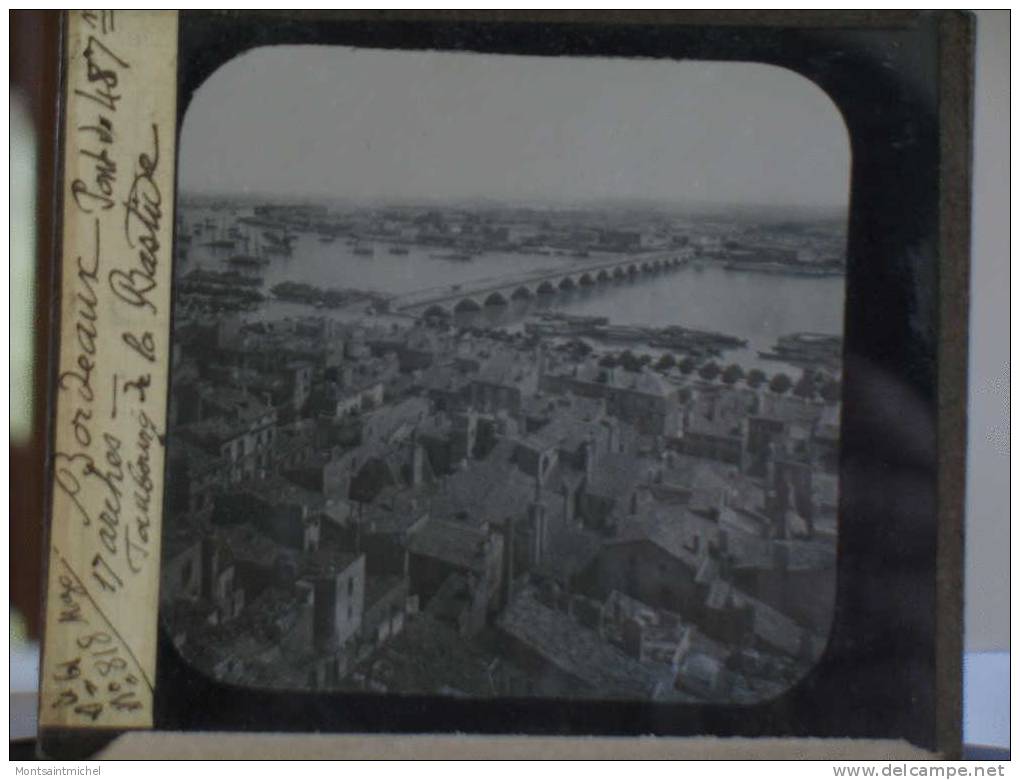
[160,46,847,704]
[160,195,844,703]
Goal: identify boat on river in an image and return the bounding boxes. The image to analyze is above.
[759,332,842,367]
[725,260,843,277]
[227,254,269,269]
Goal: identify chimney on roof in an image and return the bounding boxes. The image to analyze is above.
[499,516,516,611]
[312,571,341,651]
[199,536,220,602]
[528,483,547,569]
[772,541,790,572]
[561,482,574,526]
[717,528,729,555]
[621,616,645,661]
[584,433,597,484]
[411,437,427,487]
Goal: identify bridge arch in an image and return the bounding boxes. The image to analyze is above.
[454,298,482,313]
[399,254,696,315]
[423,304,449,318]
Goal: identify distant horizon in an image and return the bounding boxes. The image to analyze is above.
[178,189,849,223]
[180,46,850,214]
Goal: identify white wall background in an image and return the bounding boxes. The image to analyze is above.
[965,10,1009,653]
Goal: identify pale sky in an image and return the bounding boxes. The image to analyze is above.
[180,45,850,211]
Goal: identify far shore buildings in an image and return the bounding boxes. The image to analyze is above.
[163,251,841,702]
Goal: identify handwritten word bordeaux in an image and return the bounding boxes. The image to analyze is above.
[55,15,164,596]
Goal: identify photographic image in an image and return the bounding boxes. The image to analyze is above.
[160,44,849,704]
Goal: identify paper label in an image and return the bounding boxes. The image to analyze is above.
[40,9,178,730]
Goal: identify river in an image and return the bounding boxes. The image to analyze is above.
[179,207,845,374]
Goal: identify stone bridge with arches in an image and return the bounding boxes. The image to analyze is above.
[390,249,692,317]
